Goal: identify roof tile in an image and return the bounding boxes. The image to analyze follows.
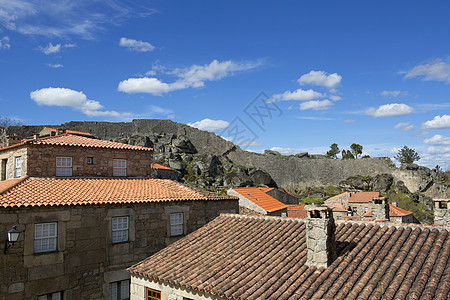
[231,187,287,212]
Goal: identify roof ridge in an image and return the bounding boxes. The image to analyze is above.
[336,219,450,232]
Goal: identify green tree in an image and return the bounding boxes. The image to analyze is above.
[326,143,340,159]
[394,145,420,165]
[350,143,363,159]
[341,149,355,159]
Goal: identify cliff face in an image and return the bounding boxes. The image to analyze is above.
[6,119,447,198]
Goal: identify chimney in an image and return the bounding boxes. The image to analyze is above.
[6,136,21,147]
[305,204,336,268]
[33,134,39,139]
[434,199,450,226]
[372,197,389,221]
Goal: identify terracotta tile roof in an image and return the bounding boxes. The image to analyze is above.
[326,192,350,202]
[348,192,380,203]
[231,187,287,212]
[41,127,94,137]
[0,177,233,208]
[151,163,175,171]
[287,204,307,218]
[363,204,413,218]
[331,202,348,212]
[128,214,450,300]
[0,134,152,152]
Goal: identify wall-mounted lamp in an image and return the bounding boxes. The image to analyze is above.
[4,226,21,254]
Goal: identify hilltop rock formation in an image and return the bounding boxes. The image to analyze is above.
[5,119,449,198]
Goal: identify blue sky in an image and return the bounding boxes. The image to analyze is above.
[1,1,450,168]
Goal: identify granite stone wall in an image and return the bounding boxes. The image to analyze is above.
[0,199,238,300]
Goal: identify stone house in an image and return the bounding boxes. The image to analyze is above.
[0,134,153,180]
[127,205,449,300]
[150,163,178,180]
[226,187,290,216]
[0,177,238,300]
[0,132,238,299]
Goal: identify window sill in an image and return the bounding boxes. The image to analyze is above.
[33,250,58,255]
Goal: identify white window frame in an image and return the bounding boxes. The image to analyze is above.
[112,216,129,243]
[170,213,184,237]
[14,156,22,178]
[56,157,72,176]
[109,279,130,300]
[38,291,63,300]
[113,159,127,177]
[34,222,58,253]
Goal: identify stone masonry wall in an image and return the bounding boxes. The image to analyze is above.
[0,147,28,180]
[434,208,450,226]
[0,199,238,300]
[305,218,336,268]
[25,145,152,178]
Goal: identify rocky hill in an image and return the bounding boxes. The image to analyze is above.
[6,119,449,202]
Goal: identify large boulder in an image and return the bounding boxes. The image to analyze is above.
[172,136,197,154]
[249,170,277,187]
[373,174,393,193]
[223,170,253,187]
[339,176,371,191]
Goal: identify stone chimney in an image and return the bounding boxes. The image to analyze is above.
[6,136,21,147]
[305,204,336,268]
[434,199,450,226]
[372,197,389,221]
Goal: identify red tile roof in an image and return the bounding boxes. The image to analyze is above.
[287,204,307,218]
[41,127,94,137]
[128,214,450,300]
[363,204,413,218]
[348,192,380,203]
[151,163,175,171]
[231,187,287,212]
[0,177,233,208]
[0,134,152,152]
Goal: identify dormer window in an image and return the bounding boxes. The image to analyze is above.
[56,157,72,176]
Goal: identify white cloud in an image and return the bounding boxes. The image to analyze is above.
[119,37,155,52]
[47,63,63,68]
[329,95,342,101]
[0,36,10,49]
[300,100,333,111]
[38,43,76,54]
[118,77,171,96]
[405,59,450,84]
[424,134,450,146]
[393,122,415,131]
[270,147,297,155]
[187,118,230,131]
[380,90,408,98]
[422,115,450,130]
[297,70,342,88]
[30,87,131,118]
[0,0,156,39]
[272,88,324,101]
[118,59,261,95]
[365,103,414,117]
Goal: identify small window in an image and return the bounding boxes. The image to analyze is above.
[34,222,57,253]
[364,207,369,213]
[87,157,94,165]
[146,288,161,300]
[56,157,72,176]
[112,216,129,243]
[14,156,22,178]
[38,291,63,300]
[113,159,127,176]
[110,280,130,300]
[352,207,358,214]
[170,213,184,236]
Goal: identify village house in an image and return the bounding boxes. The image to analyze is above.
[324,192,417,223]
[127,204,450,300]
[0,133,238,300]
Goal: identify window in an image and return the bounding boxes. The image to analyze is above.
[14,156,21,178]
[170,213,183,236]
[352,207,358,214]
[34,222,57,253]
[110,280,129,300]
[146,288,161,300]
[112,216,129,243]
[113,159,127,176]
[56,157,72,176]
[87,157,94,165]
[38,291,63,300]
[364,207,369,213]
